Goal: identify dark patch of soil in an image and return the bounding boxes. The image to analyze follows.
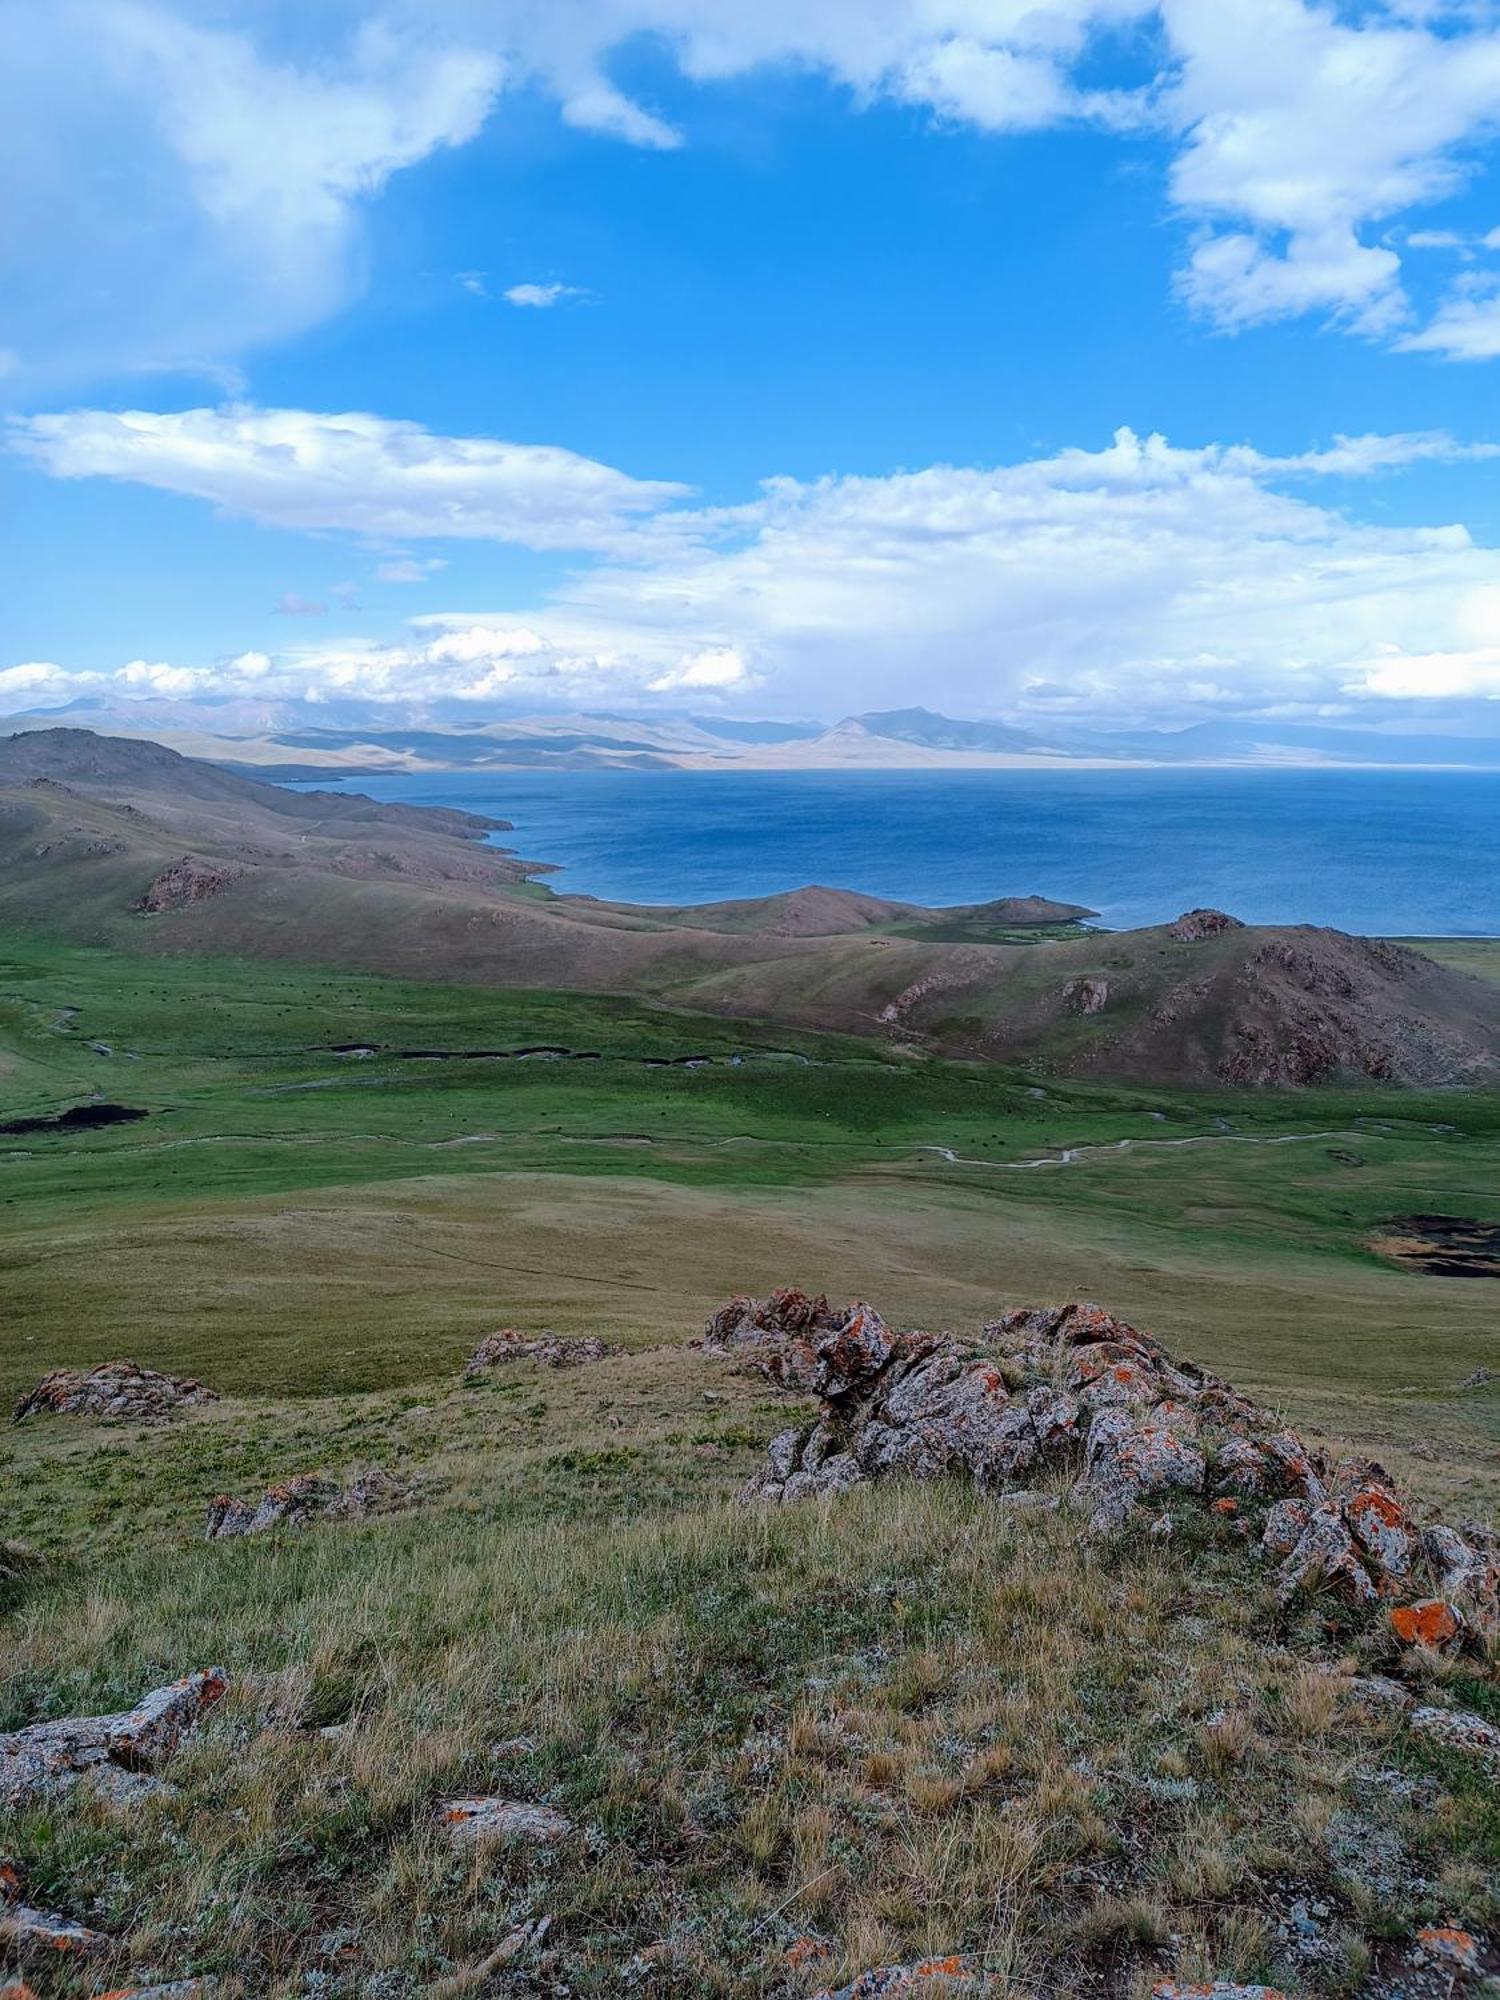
[1372,1213,1500,1280]
[0,1102,150,1137]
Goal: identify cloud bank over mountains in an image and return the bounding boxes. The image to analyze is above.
[10,413,1500,724]
[9,1,1500,385]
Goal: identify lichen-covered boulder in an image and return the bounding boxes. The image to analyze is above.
[12,1361,217,1423]
[726,1288,1498,1650]
[1152,1984,1283,2000]
[1079,1403,1205,1532]
[1263,1502,1377,1605]
[703,1290,898,1394]
[439,1797,572,1846]
[0,1669,228,1809]
[205,1468,409,1539]
[1408,1705,1500,1762]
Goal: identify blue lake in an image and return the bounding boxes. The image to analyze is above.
[336,767,1500,935]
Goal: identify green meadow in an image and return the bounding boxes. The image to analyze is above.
[2,932,1497,1501]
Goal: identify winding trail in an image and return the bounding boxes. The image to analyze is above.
[3,1120,1476,1178]
[912,1129,1363,1172]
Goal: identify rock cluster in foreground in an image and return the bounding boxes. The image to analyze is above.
[11,1360,218,1424]
[710,1291,1499,1653]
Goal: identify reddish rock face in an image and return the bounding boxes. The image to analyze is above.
[1168,909,1246,942]
[138,855,240,913]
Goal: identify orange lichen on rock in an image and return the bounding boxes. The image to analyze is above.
[1416,1926,1481,1973]
[1391,1600,1462,1646]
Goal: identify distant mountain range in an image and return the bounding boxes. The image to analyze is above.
[4,698,1499,773]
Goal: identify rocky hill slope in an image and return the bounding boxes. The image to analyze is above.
[1,728,1497,1089]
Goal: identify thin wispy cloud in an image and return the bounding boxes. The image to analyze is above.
[503,282,588,308]
[9,405,692,555]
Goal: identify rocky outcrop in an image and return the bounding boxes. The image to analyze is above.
[465,1330,613,1374]
[1169,909,1246,942]
[204,1467,409,1539]
[725,1294,1499,1652]
[12,1361,218,1423]
[137,855,241,913]
[439,1797,573,1846]
[0,1669,228,1809]
[1063,976,1110,1015]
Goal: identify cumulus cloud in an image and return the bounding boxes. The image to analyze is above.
[10,2,1500,383]
[1162,0,1500,336]
[9,405,692,554]
[13,424,1500,723]
[1397,274,1500,357]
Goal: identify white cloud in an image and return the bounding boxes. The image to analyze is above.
[8,404,692,553]
[0,2,501,386]
[1351,646,1500,697]
[558,79,681,149]
[11,3,1500,382]
[14,424,1500,723]
[274,592,329,616]
[1162,0,1500,335]
[376,556,448,582]
[1397,274,1500,357]
[648,647,751,692]
[504,282,586,308]
[0,661,70,698]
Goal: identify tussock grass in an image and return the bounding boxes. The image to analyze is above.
[4,1473,1496,1997]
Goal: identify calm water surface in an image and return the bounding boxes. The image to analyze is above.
[337,768,1500,935]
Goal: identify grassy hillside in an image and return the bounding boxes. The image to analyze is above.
[3,931,1498,1996]
[3,730,1498,1089]
[3,934,1497,1499]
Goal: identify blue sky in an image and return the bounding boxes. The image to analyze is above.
[5,1,1500,732]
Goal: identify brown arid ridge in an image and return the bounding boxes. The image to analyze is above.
[2,727,1499,1087]
[709,1290,1500,1656]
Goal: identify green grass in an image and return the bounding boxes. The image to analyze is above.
[3,930,1498,1995]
